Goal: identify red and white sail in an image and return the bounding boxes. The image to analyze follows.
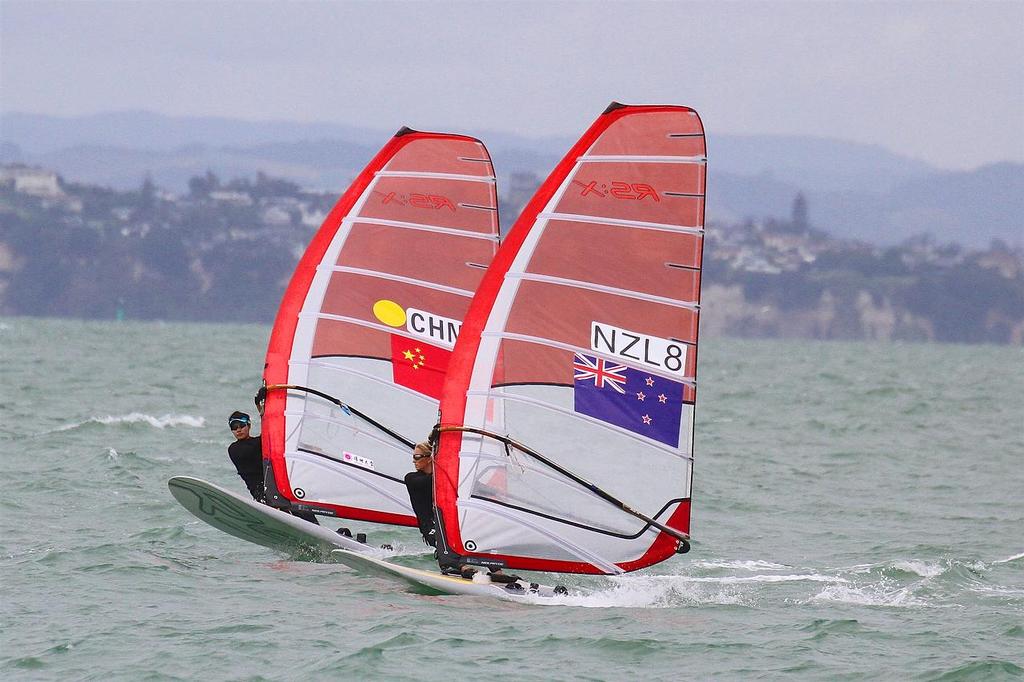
[262,129,500,525]
[435,104,705,573]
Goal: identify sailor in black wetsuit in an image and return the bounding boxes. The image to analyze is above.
[228,409,319,525]
[403,439,519,585]
[404,441,437,546]
[228,411,264,502]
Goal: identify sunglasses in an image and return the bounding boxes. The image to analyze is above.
[412,453,432,461]
[229,419,250,429]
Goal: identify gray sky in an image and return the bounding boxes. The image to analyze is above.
[2,0,1022,170]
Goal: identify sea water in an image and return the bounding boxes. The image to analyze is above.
[1,318,1021,681]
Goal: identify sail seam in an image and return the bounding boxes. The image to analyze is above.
[578,154,706,164]
[537,211,704,235]
[317,265,476,298]
[375,170,496,183]
[343,216,500,241]
[504,271,700,311]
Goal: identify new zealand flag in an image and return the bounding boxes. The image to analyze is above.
[573,353,685,448]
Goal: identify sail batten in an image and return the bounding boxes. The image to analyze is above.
[578,154,706,163]
[435,104,706,574]
[536,211,704,234]
[503,272,700,310]
[374,170,497,183]
[319,266,477,298]
[338,216,502,241]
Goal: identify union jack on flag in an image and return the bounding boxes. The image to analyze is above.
[573,353,627,394]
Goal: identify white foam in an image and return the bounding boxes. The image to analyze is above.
[968,584,1024,597]
[891,560,944,578]
[96,413,206,428]
[56,413,206,431]
[385,545,429,558]
[809,583,926,608]
[693,559,793,571]
[654,573,846,585]
[992,552,1024,564]
[556,576,751,608]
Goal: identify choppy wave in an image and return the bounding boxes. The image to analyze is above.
[889,559,946,578]
[531,569,853,609]
[540,554,1024,610]
[809,582,929,608]
[549,576,752,609]
[53,413,206,432]
[691,559,793,571]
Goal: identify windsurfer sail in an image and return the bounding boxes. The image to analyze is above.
[434,103,706,575]
[261,128,500,526]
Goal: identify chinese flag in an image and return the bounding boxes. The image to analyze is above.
[390,334,451,400]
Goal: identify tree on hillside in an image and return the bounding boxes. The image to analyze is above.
[188,170,220,199]
[791,192,809,232]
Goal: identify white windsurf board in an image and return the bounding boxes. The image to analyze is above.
[168,475,388,560]
[330,549,577,603]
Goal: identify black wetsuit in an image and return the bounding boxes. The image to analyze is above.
[404,470,435,545]
[228,436,264,502]
[228,434,320,525]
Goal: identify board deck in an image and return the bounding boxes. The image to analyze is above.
[330,549,576,603]
[168,476,387,560]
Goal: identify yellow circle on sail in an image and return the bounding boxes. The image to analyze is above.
[373,299,406,327]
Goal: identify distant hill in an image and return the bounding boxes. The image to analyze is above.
[2,110,1020,248]
[0,110,935,192]
[810,162,1024,247]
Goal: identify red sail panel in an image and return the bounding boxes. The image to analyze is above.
[362,177,497,232]
[503,281,698,359]
[384,138,495,176]
[557,163,704,225]
[525,219,702,299]
[338,222,495,292]
[317,275,472,339]
[586,110,705,156]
